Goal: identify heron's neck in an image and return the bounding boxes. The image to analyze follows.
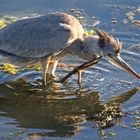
[67,38,83,55]
[68,36,102,61]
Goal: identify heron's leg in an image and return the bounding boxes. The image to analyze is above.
[60,56,102,83]
[47,61,58,76]
[78,70,83,88]
[40,57,51,84]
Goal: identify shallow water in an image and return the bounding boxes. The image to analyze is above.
[0,0,140,140]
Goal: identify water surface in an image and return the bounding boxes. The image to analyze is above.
[0,0,140,140]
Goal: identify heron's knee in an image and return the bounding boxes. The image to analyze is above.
[47,61,58,76]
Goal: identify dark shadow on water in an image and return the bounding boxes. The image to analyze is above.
[0,79,139,138]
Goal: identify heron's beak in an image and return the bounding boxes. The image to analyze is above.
[107,55,140,79]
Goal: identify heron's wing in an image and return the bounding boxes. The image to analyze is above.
[0,14,79,58]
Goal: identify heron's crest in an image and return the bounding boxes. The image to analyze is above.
[95,29,122,53]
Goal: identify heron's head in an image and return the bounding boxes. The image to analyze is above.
[95,29,140,79]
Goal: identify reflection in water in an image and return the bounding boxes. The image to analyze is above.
[0,79,139,139]
[0,0,140,139]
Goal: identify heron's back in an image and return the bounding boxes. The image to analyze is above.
[0,12,84,60]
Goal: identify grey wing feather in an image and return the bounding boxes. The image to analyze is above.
[0,14,72,58]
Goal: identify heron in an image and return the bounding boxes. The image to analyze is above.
[0,12,140,85]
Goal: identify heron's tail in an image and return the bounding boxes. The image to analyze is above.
[0,49,11,62]
[0,49,36,67]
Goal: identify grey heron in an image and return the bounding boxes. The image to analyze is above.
[0,12,140,85]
